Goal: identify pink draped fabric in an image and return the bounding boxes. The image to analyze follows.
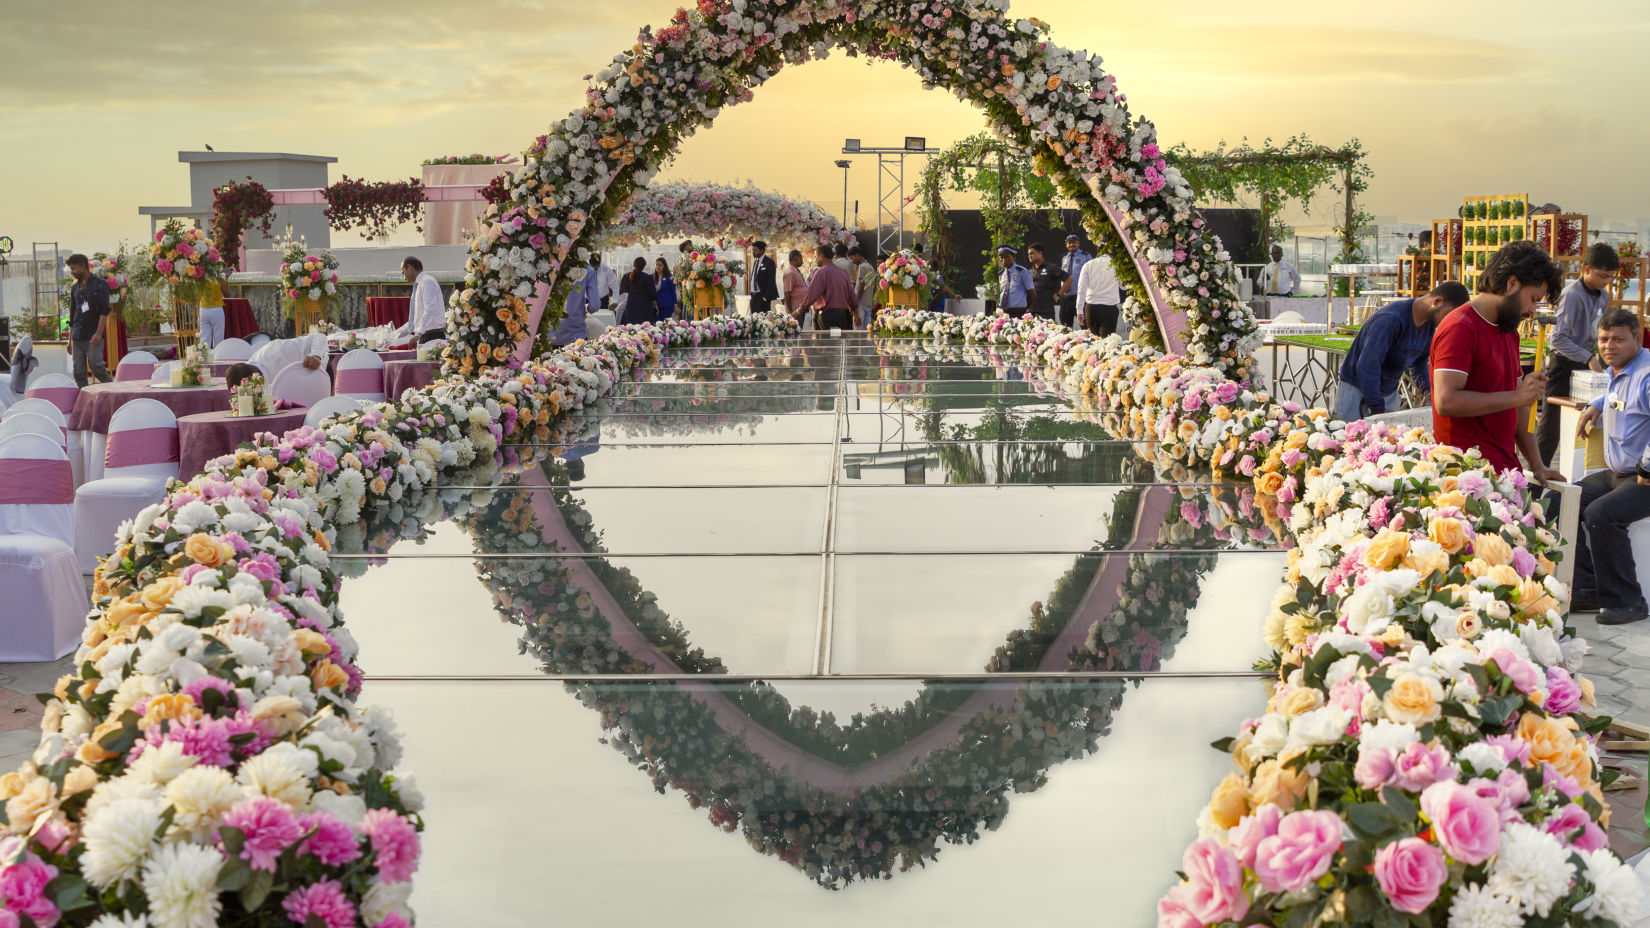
[515,280,553,362]
[27,387,78,415]
[333,368,384,394]
[0,460,73,504]
[105,427,180,468]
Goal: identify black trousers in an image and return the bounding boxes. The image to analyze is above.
[1058,296,1078,328]
[817,308,855,330]
[751,297,772,315]
[1536,354,1589,465]
[1573,469,1650,608]
[1086,303,1120,337]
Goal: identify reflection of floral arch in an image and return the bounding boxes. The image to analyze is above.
[601,181,853,255]
[444,0,1260,377]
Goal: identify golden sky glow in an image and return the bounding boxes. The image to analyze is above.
[4,0,1649,255]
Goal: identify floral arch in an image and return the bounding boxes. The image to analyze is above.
[443,0,1260,377]
[600,180,854,254]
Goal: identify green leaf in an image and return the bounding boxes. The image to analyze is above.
[45,873,93,912]
[219,825,247,856]
[1345,885,1381,922]
[239,868,275,911]
[1210,736,1235,753]
[216,857,252,893]
[1380,786,1418,822]
[1478,695,1523,728]
[1347,802,1402,838]
[1367,674,1394,699]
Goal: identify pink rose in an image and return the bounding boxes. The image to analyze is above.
[1484,647,1541,696]
[1419,781,1500,864]
[1392,742,1457,792]
[176,242,194,258]
[1372,837,1447,914]
[1174,838,1248,924]
[1542,802,1607,851]
[1253,810,1343,892]
[1354,745,1396,791]
[155,258,174,274]
[1155,889,1203,928]
[1544,667,1582,716]
[1226,803,1284,870]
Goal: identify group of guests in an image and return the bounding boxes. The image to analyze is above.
[1332,240,1648,625]
[991,235,1124,337]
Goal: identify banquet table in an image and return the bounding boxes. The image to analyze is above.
[384,360,439,399]
[176,408,308,478]
[69,380,230,435]
[325,349,418,377]
[366,297,411,329]
[223,298,259,339]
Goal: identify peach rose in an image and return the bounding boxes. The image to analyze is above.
[1579,676,1596,708]
[1433,490,1467,510]
[311,658,350,691]
[143,693,201,726]
[183,532,226,567]
[1427,517,1469,555]
[1472,533,1513,567]
[1484,564,1521,588]
[1248,757,1309,811]
[1365,529,1411,571]
[1382,673,1443,725]
[291,628,332,657]
[77,719,126,764]
[1455,610,1483,639]
[138,575,186,610]
[1402,547,1450,578]
[62,764,98,797]
[1209,772,1251,829]
[1277,687,1326,717]
[1257,472,1286,496]
[103,599,147,629]
[1517,713,1591,783]
[5,776,58,832]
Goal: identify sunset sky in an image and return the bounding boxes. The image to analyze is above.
[4,0,1649,255]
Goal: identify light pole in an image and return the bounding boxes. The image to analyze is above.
[834,159,851,229]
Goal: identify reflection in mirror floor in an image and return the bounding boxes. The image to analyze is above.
[341,332,1273,925]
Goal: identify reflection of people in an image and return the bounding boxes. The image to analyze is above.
[618,257,658,325]
[1571,309,1650,624]
[1332,281,1469,421]
[197,277,226,348]
[249,333,326,377]
[1536,242,1619,464]
[562,433,600,482]
[395,256,447,345]
[1430,241,1562,480]
[994,246,1033,314]
[750,241,779,314]
[654,258,677,320]
[1075,252,1121,337]
[798,244,858,329]
[1258,244,1301,297]
[1057,234,1091,328]
[65,254,113,387]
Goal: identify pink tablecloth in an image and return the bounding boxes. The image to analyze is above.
[366,297,410,328]
[384,360,439,399]
[69,380,231,434]
[176,409,308,478]
[223,298,258,339]
[325,349,418,377]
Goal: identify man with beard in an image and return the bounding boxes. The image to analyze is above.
[1430,241,1563,481]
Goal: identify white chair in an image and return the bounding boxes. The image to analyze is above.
[0,335,36,413]
[333,349,387,402]
[0,433,88,660]
[152,361,177,381]
[25,373,85,485]
[115,350,159,382]
[73,399,178,575]
[270,362,332,408]
[4,399,68,441]
[214,338,253,363]
[303,395,366,429]
[0,413,66,452]
[247,333,272,349]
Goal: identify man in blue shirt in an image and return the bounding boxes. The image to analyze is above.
[1536,242,1619,464]
[1056,234,1091,328]
[1572,308,1650,624]
[552,264,602,347]
[994,246,1035,314]
[1332,281,1470,421]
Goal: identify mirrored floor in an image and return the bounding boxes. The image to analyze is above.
[338,332,1280,924]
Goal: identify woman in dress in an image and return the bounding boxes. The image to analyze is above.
[617,256,658,325]
[654,258,678,320]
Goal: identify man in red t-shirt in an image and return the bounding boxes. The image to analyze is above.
[1430,241,1564,481]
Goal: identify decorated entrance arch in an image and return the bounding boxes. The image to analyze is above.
[601,180,854,254]
[443,0,1260,377]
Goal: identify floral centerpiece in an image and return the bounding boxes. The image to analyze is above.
[675,251,736,315]
[278,245,340,319]
[90,252,131,304]
[877,249,931,307]
[175,343,209,387]
[137,219,225,302]
[231,371,271,417]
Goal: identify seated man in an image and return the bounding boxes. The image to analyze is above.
[1333,281,1470,420]
[247,333,327,378]
[1572,308,1650,624]
[224,362,260,390]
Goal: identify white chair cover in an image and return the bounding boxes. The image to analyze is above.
[271,363,332,408]
[0,413,67,452]
[333,349,387,402]
[153,361,177,380]
[0,433,89,660]
[304,395,367,429]
[73,399,178,574]
[115,350,160,382]
[23,374,86,486]
[214,338,254,362]
[247,333,272,349]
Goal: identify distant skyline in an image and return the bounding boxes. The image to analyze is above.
[4,0,1650,256]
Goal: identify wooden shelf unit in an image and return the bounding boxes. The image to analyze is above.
[1429,218,1464,284]
[1459,194,1530,293]
[1609,254,1648,322]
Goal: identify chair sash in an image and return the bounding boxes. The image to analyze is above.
[0,458,73,504]
[334,368,384,394]
[105,427,179,468]
[27,386,78,415]
[116,362,156,382]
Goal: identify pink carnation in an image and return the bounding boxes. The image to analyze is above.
[156,258,175,275]
[298,811,363,866]
[1253,809,1343,892]
[1419,781,1500,864]
[1372,837,1447,914]
[360,809,420,883]
[282,879,356,928]
[222,796,304,872]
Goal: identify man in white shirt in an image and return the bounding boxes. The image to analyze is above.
[592,256,620,310]
[1074,253,1122,336]
[248,333,327,379]
[393,256,447,345]
[1259,244,1301,297]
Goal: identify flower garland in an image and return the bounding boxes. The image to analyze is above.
[442,0,1258,379]
[210,177,276,270]
[321,176,426,242]
[421,155,516,166]
[602,180,852,254]
[868,308,1643,926]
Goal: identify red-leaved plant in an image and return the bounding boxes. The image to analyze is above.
[210,176,276,270]
[323,176,426,241]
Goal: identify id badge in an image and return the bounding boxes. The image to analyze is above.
[81,301,89,314]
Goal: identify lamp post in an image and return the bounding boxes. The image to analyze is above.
[834,159,851,229]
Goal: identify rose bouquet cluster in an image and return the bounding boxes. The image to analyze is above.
[446,0,1256,381]
[278,245,340,317]
[89,253,131,303]
[605,181,853,254]
[674,251,736,307]
[138,219,225,300]
[876,249,930,306]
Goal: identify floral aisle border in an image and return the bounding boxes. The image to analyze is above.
[871,308,1642,926]
[600,180,854,254]
[0,311,797,925]
[444,0,1259,378]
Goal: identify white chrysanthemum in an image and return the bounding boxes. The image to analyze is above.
[80,796,164,890]
[311,789,367,825]
[164,766,240,841]
[236,742,317,808]
[140,842,223,928]
[1446,882,1521,928]
[362,878,414,926]
[169,500,219,533]
[88,913,150,928]
[1487,823,1573,916]
[128,742,197,786]
[1575,848,1644,925]
[390,772,424,813]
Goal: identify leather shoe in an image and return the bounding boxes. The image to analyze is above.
[1569,591,1599,613]
[1598,604,1650,626]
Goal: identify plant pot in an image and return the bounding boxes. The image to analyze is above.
[886,287,920,307]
